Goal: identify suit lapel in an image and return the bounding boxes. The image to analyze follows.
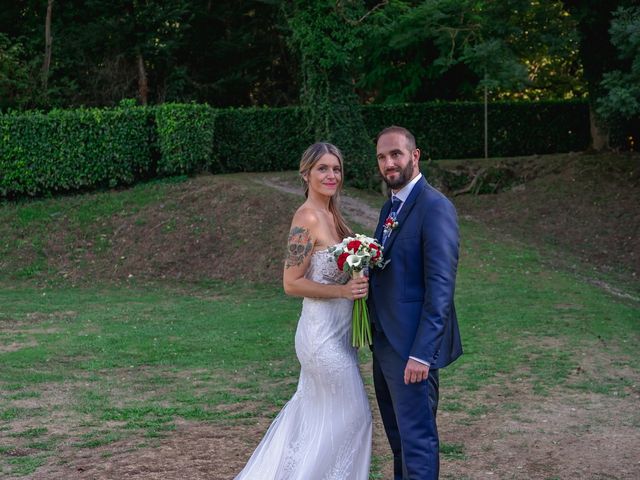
[374,200,392,242]
[382,176,427,256]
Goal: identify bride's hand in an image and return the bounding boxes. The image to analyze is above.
[344,276,369,300]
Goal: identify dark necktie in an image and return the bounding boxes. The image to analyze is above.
[382,196,402,246]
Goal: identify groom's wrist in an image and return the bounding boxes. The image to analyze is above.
[409,355,430,367]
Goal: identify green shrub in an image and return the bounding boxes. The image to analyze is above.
[155,103,217,175]
[212,106,312,173]
[609,116,639,151]
[361,100,590,159]
[1,100,592,198]
[0,106,154,197]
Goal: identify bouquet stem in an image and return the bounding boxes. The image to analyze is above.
[351,270,372,348]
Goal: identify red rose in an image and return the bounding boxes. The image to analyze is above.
[337,252,349,271]
[346,240,362,252]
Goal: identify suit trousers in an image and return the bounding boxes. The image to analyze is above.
[373,328,440,480]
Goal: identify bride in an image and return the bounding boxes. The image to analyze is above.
[234,143,372,479]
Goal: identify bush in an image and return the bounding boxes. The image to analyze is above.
[155,103,217,175]
[1,100,592,198]
[609,116,640,151]
[0,106,154,197]
[361,100,590,159]
[212,106,312,173]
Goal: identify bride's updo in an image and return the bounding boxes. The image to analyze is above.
[299,142,353,239]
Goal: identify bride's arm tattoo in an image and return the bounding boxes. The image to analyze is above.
[285,226,313,268]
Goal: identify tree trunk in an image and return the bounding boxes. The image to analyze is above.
[41,0,53,90]
[589,105,610,151]
[137,53,148,105]
[484,77,488,159]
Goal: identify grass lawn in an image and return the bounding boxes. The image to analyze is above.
[0,169,638,478]
[1,219,638,478]
[1,280,304,476]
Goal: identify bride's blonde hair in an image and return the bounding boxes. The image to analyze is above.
[299,142,353,240]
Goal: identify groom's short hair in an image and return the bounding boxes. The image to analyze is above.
[376,126,417,150]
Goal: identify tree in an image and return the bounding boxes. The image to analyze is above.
[175,0,298,106]
[359,0,582,103]
[0,1,59,109]
[0,0,298,108]
[286,1,377,188]
[597,6,640,122]
[357,0,582,158]
[73,0,193,105]
[562,0,637,149]
[41,0,53,92]
[0,34,32,110]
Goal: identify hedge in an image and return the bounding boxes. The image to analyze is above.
[610,116,640,151]
[1,100,594,198]
[155,103,217,175]
[0,106,154,197]
[360,100,591,159]
[211,106,313,173]
[208,100,591,181]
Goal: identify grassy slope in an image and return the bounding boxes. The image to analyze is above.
[0,174,301,285]
[448,152,640,294]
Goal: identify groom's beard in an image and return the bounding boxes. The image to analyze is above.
[382,161,414,190]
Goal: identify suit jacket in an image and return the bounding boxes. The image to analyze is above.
[368,176,462,369]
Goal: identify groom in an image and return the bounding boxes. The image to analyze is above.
[368,126,462,480]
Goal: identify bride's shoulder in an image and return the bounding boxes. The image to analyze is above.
[292,205,321,228]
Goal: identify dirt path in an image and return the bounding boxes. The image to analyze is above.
[254,177,380,233]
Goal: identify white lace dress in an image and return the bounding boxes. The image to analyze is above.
[234,249,372,480]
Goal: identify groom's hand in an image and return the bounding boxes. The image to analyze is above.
[404,358,429,384]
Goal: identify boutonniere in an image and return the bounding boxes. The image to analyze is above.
[383,213,399,237]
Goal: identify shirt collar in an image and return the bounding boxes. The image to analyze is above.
[391,173,423,203]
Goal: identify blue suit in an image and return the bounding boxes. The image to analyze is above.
[368,176,462,479]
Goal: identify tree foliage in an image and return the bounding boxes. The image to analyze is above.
[286,1,375,187]
[359,0,582,102]
[0,0,634,151]
[0,33,32,110]
[0,0,297,109]
[561,0,638,149]
[597,6,640,122]
[0,0,598,110]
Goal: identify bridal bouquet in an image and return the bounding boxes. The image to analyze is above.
[329,234,384,347]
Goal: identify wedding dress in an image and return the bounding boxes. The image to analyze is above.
[234,249,372,480]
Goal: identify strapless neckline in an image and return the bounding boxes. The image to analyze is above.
[312,242,341,256]
[306,247,348,285]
